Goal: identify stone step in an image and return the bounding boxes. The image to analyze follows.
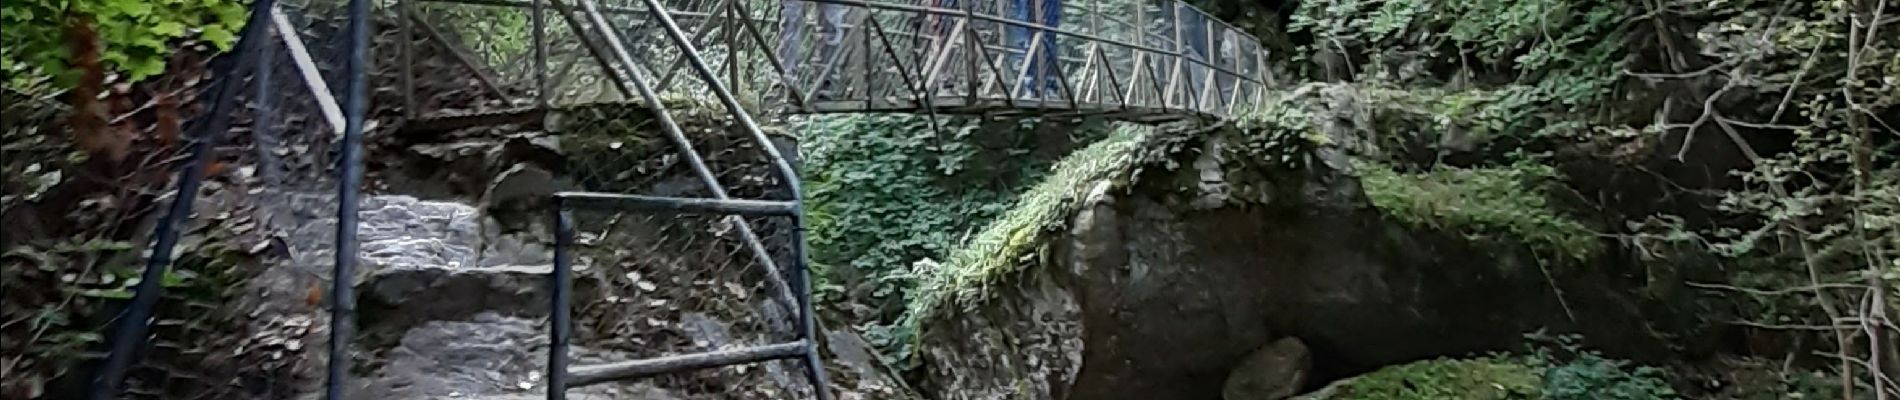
[351,313,681,400]
[358,264,596,336]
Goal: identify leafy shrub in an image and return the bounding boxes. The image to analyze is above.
[1527,332,1678,400]
[1286,0,1628,142]
[1,0,245,85]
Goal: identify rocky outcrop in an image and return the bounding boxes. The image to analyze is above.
[909,103,1716,400]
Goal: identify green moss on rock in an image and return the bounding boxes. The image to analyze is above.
[1356,160,1599,262]
[897,125,1154,336]
[1299,358,1543,400]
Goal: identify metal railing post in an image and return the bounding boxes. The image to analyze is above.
[325,0,371,395]
[548,199,574,400]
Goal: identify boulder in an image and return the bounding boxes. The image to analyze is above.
[1223,337,1312,400]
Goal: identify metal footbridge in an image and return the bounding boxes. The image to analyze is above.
[86,0,1268,398]
[398,0,1273,124]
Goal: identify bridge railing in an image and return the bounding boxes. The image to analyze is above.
[397,0,1269,121]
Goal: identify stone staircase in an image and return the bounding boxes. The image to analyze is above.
[271,194,669,399]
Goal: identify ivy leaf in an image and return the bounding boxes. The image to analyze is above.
[200,26,236,50]
[124,57,163,80]
[106,0,155,17]
[152,20,184,37]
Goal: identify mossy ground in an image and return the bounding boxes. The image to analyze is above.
[1304,357,1543,400]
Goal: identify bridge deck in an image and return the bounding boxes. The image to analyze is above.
[396,0,1270,122]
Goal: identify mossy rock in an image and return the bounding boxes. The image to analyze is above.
[1296,357,1541,400]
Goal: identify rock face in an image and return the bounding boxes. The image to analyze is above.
[1223,337,1312,400]
[913,160,1705,400]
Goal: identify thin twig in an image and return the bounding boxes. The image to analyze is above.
[1686,281,1870,296]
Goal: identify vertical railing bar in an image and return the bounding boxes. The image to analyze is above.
[547,200,574,400]
[859,9,876,105]
[255,17,281,187]
[326,0,371,394]
[89,1,275,397]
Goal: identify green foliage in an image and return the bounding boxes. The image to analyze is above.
[0,0,246,85]
[806,116,1020,302]
[885,124,1152,359]
[1287,0,1627,141]
[1357,159,1598,262]
[420,3,531,67]
[1232,100,1329,167]
[1311,334,1678,400]
[1526,332,1678,400]
[1314,357,1544,400]
[801,115,1112,337]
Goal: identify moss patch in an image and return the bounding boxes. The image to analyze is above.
[1304,357,1543,400]
[898,125,1154,327]
[1356,160,1599,262]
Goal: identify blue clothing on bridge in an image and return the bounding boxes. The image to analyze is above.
[1006,0,1062,98]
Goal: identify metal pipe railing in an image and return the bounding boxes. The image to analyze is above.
[403,0,1272,120]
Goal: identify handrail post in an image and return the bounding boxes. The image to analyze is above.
[326,0,371,395]
[548,198,574,400]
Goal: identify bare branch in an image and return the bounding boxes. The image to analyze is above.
[1671,69,1741,160]
[1687,281,1871,296]
[1625,61,1732,82]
